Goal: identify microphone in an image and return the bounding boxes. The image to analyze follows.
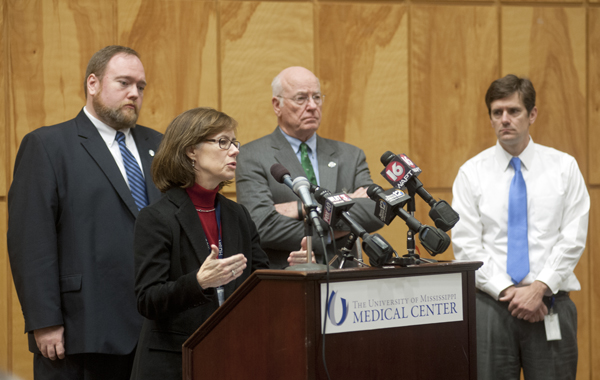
[314,187,394,266]
[270,163,294,189]
[367,184,451,255]
[270,164,325,238]
[371,187,411,225]
[380,152,459,231]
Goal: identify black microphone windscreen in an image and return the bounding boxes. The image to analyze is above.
[313,187,332,204]
[366,183,383,199]
[420,227,451,255]
[270,164,290,184]
[380,151,396,166]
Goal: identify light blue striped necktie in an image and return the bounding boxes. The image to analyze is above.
[507,157,529,284]
[115,131,149,210]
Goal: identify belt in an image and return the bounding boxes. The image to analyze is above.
[476,288,570,299]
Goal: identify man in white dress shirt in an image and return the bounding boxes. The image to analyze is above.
[451,74,589,380]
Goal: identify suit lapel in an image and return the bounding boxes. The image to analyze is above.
[316,135,339,192]
[270,128,307,178]
[170,188,211,265]
[76,111,140,218]
[217,195,243,294]
[131,128,161,204]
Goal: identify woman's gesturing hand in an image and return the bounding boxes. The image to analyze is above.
[196,244,247,289]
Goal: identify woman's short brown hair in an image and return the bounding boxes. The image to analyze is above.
[152,107,238,192]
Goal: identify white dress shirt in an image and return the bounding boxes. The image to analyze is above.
[451,138,589,299]
[83,106,145,189]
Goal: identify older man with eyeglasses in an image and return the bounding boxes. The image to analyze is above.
[235,66,384,268]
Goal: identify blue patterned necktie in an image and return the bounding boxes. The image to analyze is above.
[507,157,529,284]
[300,143,317,185]
[115,131,149,210]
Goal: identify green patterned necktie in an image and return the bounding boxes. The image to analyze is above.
[300,143,317,185]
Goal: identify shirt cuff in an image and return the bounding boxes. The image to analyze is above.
[536,268,562,294]
[481,274,515,300]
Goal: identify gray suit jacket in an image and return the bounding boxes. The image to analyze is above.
[236,127,384,268]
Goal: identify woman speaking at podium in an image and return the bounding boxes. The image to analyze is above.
[130,108,308,379]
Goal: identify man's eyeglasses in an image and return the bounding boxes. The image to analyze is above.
[204,138,241,150]
[277,93,325,106]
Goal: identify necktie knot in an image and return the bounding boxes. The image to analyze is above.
[510,157,521,172]
[116,131,126,144]
[300,143,317,185]
[300,142,310,155]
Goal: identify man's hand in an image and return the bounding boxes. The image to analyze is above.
[288,237,317,266]
[348,186,368,199]
[34,325,65,360]
[499,281,549,323]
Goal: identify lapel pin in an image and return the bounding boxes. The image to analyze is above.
[328,161,336,168]
[149,149,155,157]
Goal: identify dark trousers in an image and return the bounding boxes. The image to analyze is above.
[476,292,577,380]
[33,350,135,380]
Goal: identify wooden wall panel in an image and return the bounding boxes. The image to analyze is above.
[502,7,587,176]
[317,3,408,189]
[10,279,30,380]
[503,0,582,3]
[411,5,498,189]
[118,0,219,134]
[590,8,600,184]
[7,0,115,177]
[0,202,8,372]
[0,0,5,197]
[220,1,314,149]
[588,188,599,379]
[573,244,591,380]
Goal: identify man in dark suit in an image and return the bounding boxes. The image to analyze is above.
[7,46,162,380]
[236,66,383,268]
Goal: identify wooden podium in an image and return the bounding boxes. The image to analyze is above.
[182,261,482,380]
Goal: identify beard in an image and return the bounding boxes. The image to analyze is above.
[92,93,139,130]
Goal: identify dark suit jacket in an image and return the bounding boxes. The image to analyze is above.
[130,187,269,380]
[236,127,384,268]
[7,110,162,355]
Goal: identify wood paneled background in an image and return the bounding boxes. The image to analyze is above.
[1,0,598,378]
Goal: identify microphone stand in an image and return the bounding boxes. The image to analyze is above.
[286,214,330,271]
[388,190,434,266]
[328,232,369,269]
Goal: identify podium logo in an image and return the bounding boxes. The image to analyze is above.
[327,291,349,326]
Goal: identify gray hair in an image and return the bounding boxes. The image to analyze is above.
[271,69,321,107]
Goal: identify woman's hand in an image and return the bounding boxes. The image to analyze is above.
[287,237,316,266]
[196,245,247,289]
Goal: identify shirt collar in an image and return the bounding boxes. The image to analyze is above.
[83,106,132,147]
[494,136,535,172]
[278,126,317,155]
